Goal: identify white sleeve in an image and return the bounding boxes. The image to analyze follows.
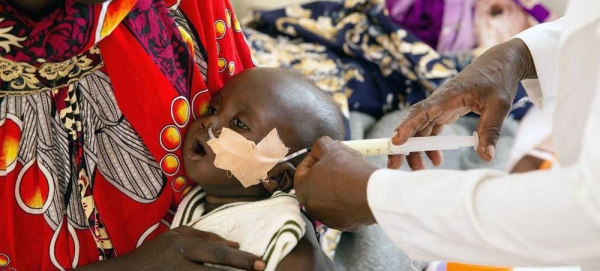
[367,90,600,268]
[514,19,564,109]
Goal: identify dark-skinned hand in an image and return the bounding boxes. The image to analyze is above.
[388,38,538,170]
[76,226,265,271]
[294,136,379,232]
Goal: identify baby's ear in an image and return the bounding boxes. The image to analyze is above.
[263,162,295,194]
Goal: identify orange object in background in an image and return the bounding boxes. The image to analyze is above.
[447,263,512,271]
[539,159,554,170]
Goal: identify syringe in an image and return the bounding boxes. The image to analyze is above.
[343,132,479,156]
[280,132,478,162]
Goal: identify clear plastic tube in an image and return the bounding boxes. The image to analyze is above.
[342,132,478,156]
[280,132,478,162]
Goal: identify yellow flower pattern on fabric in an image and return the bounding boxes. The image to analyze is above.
[0,47,103,96]
[0,61,23,82]
[0,18,27,53]
[245,0,458,118]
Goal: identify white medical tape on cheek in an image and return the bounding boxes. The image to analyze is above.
[208,128,256,176]
[206,128,290,188]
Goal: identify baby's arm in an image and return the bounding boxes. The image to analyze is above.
[275,215,334,271]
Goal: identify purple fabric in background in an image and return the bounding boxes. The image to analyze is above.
[386,0,445,49]
[386,0,553,53]
[385,0,476,52]
[512,0,552,22]
[437,0,475,53]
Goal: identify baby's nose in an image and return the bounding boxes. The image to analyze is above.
[207,127,223,139]
[198,115,223,135]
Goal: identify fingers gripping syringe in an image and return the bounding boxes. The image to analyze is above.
[280,132,478,162]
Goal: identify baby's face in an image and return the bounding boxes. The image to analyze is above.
[182,75,296,197]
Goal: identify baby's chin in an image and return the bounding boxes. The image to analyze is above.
[197,179,270,198]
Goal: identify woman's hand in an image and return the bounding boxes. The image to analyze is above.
[388,38,537,170]
[77,226,265,270]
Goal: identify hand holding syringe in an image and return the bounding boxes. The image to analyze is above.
[280,132,478,162]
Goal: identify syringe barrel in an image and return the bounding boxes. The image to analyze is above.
[342,138,391,156]
[342,133,478,156]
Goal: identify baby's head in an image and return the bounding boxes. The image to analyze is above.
[183,67,345,198]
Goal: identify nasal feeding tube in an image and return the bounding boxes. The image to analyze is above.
[279,132,479,163]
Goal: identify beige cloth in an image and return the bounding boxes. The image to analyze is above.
[171,187,306,271]
[207,128,289,187]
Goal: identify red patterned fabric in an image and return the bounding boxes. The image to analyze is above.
[0,0,254,269]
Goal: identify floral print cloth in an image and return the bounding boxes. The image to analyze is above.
[244,0,531,121]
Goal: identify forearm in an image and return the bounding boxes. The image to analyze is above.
[507,38,537,80]
[515,19,565,109]
[368,165,600,267]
